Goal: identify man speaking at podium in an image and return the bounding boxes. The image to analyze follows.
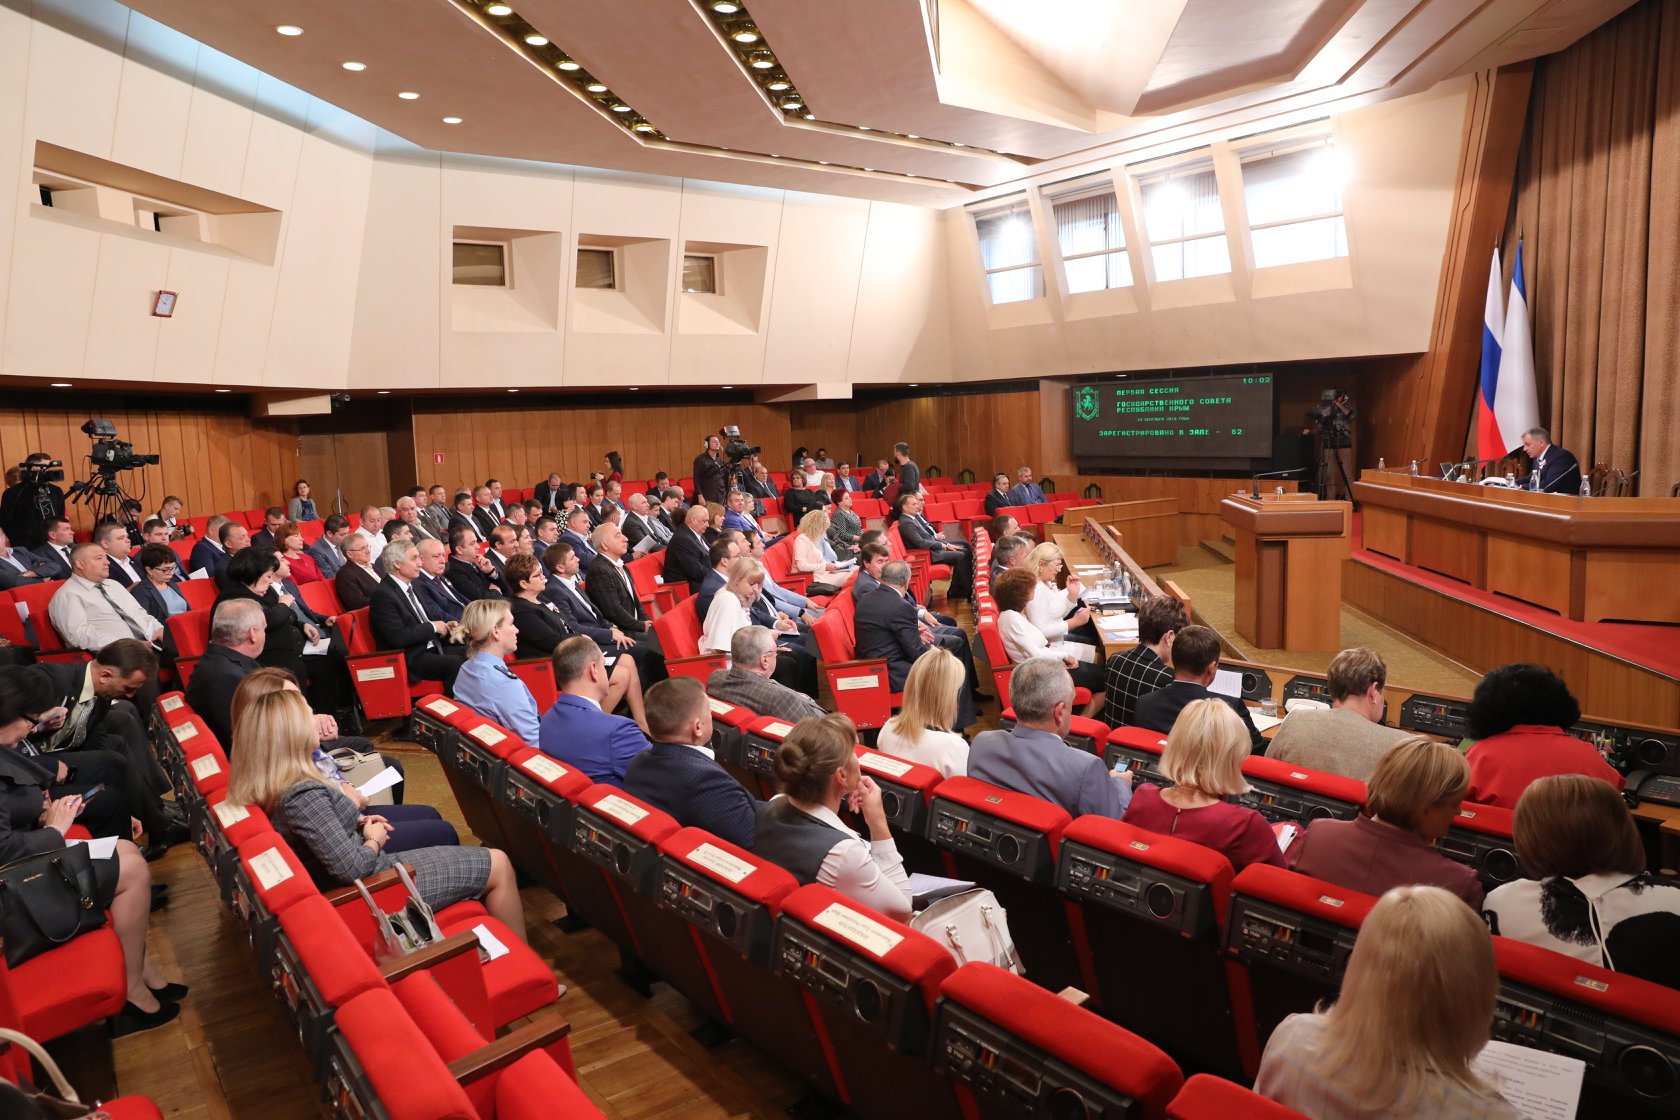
[1519,427,1581,494]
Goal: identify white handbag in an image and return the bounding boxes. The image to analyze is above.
[910,888,1023,975]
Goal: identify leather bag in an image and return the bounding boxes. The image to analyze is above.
[909,888,1022,975]
[0,846,109,968]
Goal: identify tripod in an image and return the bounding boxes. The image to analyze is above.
[1314,429,1358,509]
[67,469,143,536]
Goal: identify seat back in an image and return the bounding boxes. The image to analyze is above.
[179,579,219,611]
[1167,1075,1308,1120]
[1236,757,1367,826]
[774,884,962,1120]
[569,785,680,966]
[299,581,343,618]
[650,595,704,660]
[704,695,754,778]
[1493,936,1680,1114]
[11,582,80,659]
[168,607,212,661]
[507,658,558,715]
[854,744,946,875]
[326,988,478,1120]
[1104,726,1173,788]
[1057,816,1250,1076]
[934,962,1184,1120]
[1437,802,1521,889]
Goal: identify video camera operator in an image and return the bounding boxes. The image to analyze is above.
[0,453,67,550]
[1311,389,1357,501]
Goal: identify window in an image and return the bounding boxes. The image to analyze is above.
[681,254,717,294]
[576,247,616,289]
[970,193,1044,304]
[452,241,507,286]
[1137,159,1230,282]
[1046,176,1131,294]
[1241,138,1348,268]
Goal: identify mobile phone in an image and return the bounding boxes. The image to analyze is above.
[79,783,106,804]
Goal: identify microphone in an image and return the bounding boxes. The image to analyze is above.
[1251,468,1304,499]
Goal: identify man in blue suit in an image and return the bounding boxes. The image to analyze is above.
[413,539,470,623]
[623,677,758,850]
[189,515,232,581]
[1520,427,1583,494]
[537,635,650,787]
[558,508,598,569]
[1005,466,1048,507]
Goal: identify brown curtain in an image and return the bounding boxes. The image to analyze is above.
[1505,0,1680,496]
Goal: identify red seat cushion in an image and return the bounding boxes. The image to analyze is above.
[100,1099,166,1120]
[276,895,387,1008]
[495,1052,605,1118]
[13,928,126,1041]
[1168,1074,1307,1119]
[334,989,477,1120]
[435,912,559,1026]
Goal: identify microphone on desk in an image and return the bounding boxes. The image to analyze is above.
[1251,468,1304,499]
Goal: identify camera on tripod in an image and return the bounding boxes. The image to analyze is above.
[16,459,63,485]
[720,424,759,464]
[83,419,159,473]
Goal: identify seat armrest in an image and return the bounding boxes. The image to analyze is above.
[449,1012,573,1086]
[380,929,482,984]
[323,863,414,907]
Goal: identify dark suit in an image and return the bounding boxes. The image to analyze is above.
[899,512,973,598]
[621,512,659,553]
[984,489,1013,516]
[509,596,574,660]
[744,476,778,501]
[414,571,470,622]
[445,556,501,603]
[584,501,611,529]
[863,470,891,495]
[250,529,277,551]
[335,563,381,612]
[470,508,500,540]
[559,530,597,569]
[30,543,74,581]
[447,511,481,542]
[130,577,187,627]
[531,482,565,513]
[662,528,710,594]
[186,643,263,746]
[1531,445,1582,494]
[693,451,728,505]
[695,568,728,625]
[782,488,828,525]
[308,536,345,579]
[545,577,667,683]
[624,741,759,850]
[33,660,171,797]
[1132,680,1267,752]
[188,538,227,582]
[585,555,654,636]
[101,550,143,588]
[368,577,464,691]
[854,586,924,694]
[0,551,48,591]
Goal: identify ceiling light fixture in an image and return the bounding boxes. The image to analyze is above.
[275,24,303,36]
[628,387,639,391]
[732,28,759,43]
[524,32,548,45]
[398,91,420,100]
[585,81,607,92]
[721,385,734,389]
[442,116,463,124]
[214,388,232,393]
[766,79,790,91]
[802,111,814,119]
[377,389,391,395]
[486,2,513,13]
[342,61,367,71]
[711,1,740,11]
[633,122,656,133]
[556,58,580,70]
[780,96,803,111]
[610,102,633,113]
[50,382,72,388]
[507,388,520,393]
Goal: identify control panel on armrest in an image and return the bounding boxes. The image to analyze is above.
[1103,735,1171,789]
[1220,662,1274,704]
[743,721,795,778]
[1398,694,1471,740]
[499,767,573,842]
[932,999,1138,1120]
[453,726,508,791]
[657,861,776,964]
[1235,776,1360,826]
[1056,839,1218,941]
[930,798,1056,884]
[571,803,662,893]
[1226,895,1359,985]
[1494,980,1680,1107]
[410,710,455,757]
[855,752,933,839]
[773,919,930,1051]
[1281,675,1331,706]
[1436,808,1520,887]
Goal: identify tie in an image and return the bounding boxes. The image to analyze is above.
[65,698,95,748]
[569,583,601,623]
[438,576,466,607]
[403,583,429,627]
[94,582,150,641]
[60,546,73,570]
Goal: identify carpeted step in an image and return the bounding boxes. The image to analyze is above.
[1199,537,1237,564]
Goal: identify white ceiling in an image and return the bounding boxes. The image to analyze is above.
[116,0,1634,206]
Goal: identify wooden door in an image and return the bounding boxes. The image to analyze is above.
[296,432,392,517]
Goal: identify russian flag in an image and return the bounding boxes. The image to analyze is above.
[1494,240,1540,456]
[1476,249,1505,458]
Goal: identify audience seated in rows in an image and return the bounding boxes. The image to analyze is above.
[1268,648,1411,780]
[992,566,1105,718]
[34,640,178,814]
[792,511,850,585]
[1464,663,1623,807]
[1100,595,1186,728]
[1255,886,1520,1120]
[215,547,351,719]
[333,531,382,611]
[447,524,503,601]
[49,541,165,655]
[755,712,912,922]
[1485,774,1680,989]
[1133,625,1266,751]
[705,625,825,724]
[309,515,350,580]
[227,688,522,938]
[1006,466,1048,507]
[986,527,1027,582]
[856,560,977,729]
[370,541,466,693]
[1123,699,1283,873]
[874,647,970,778]
[624,677,759,850]
[505,553,648,726]
[984,473,1014,517]
[894,492,973,600]
[1021,542,1096,656]
[1291,738,1483,907]
[621,492,668,553]
[453,599,541,744]
[537,636,652,783]
[585,521,660,647]
[0,667,185,1036]
[539,542,666,683]
[95,521,143,587]
[969,657,1130,817]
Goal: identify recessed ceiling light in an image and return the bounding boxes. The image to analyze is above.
[910,383,919,387]
[342,61,366,71]
[721,385,733,389]
[585,81,607,92]
[486,2,513,14]
[628,387,639,391]
[711,1,740,11]
[275,24,303,36]
[214,388,231,393]
[818,160,829,165]
[857,125,871,131]
[610,103,633,113]
[377,389,391,394]
[442,116,463,124]
[732,29,759,43]
[524,32,548,46]
[780,97,803,110]
[398,91,420,100]
[507,388,520,393]
[766,79,790,91]
[556,59,580,70]
[951,142,965,147]
[50,382,72,388]
[633,122,655,133]
[863,167,874,172]
[802,112,814,119]
[907,134,919,139]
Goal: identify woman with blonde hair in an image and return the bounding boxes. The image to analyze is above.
[1122,699,1284,871]
[1256,886,1517,1119]
[1484,775,1680,988]
[701,558,793,655]
[450,599,540,744]
[705,501,726,538]
[1023,541,1096,653]
[792,509,851,583]
[227,689,525,940]
[231,669,459,852]
[1290,738,1483,906]
[754,713,912,921]
[876,647,969,778]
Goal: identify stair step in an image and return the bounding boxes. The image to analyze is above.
[1199,538,1237,563]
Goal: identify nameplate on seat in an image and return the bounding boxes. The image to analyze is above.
[422,699,458,717]
[812,902,903,957]
[213,801,250,828]
[835,676,879,691]
[1128,840,1151,852]
[190,754,221,780]
[686,842,754,884]
[159,696,184,713]
[592,794,647,826]
[858,753,912,778]
[1573,976,1609,993]
[519,755,568,783]
[1318,895,1345,908]
[175,722,198,742]
[707,699,735,716]
[468,724,505,746]
[356,666,397,682]
[249,848,293,891]
[761,721,794,737]
[1288,771,1310,781]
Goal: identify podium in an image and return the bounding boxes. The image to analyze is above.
[1220,493,1351,651]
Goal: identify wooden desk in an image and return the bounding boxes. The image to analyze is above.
[1221,493,1351,652]
[1353,473,1680,624]
[1061,499,1180,567]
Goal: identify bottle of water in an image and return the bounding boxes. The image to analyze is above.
[1505,470,1516,487]
[1580,478,1592,498]
[1377,457,1386,470]
[1409,459,1419,475]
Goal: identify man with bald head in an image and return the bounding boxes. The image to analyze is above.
[662,503,712,593]
[395,495,436,541]
[413,537,470,622]
[621,491,667,553]
[471,486,500,539]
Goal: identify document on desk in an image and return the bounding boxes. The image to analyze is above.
[1249,711,1283,732]
[1471,1040,1583,1120]
[1209,669,1243,699]
[356,766,404,799]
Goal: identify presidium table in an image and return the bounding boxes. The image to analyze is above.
[1219,493,1352,652]
[1352,472,1680,625]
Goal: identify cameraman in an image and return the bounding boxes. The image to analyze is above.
[0,453,66,550]
[1313,390,1356,501]
[693,434,727,505]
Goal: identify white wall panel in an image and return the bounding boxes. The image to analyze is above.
[108,13,193,179]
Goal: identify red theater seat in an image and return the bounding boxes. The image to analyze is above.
[340,607,443,720]
[1167,1075,1307,1119]
[328,988,479,1120]
[1238,756,1367,825]
[811,607,900,732]
[649,596,727,680]
[4,928,127,1042]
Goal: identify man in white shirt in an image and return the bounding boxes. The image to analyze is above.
[94,522,143,588]
[353,507,386,556]
[484,479,507,522]
[48,542,164,655]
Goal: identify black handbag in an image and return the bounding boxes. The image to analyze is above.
[0,846,110,967]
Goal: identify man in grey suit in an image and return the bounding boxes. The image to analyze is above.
[969,658,1132,818]
[309,515,351,579]
[0,527,51,591]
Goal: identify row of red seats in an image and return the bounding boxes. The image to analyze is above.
[148,693,599,1120]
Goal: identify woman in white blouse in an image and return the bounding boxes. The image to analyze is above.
[755,713,912,922]
[876,648,969,778]
[993,567,1107,718]
[792,511,852,584]
[700,558,796,656]
[1023,542,1097,655]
